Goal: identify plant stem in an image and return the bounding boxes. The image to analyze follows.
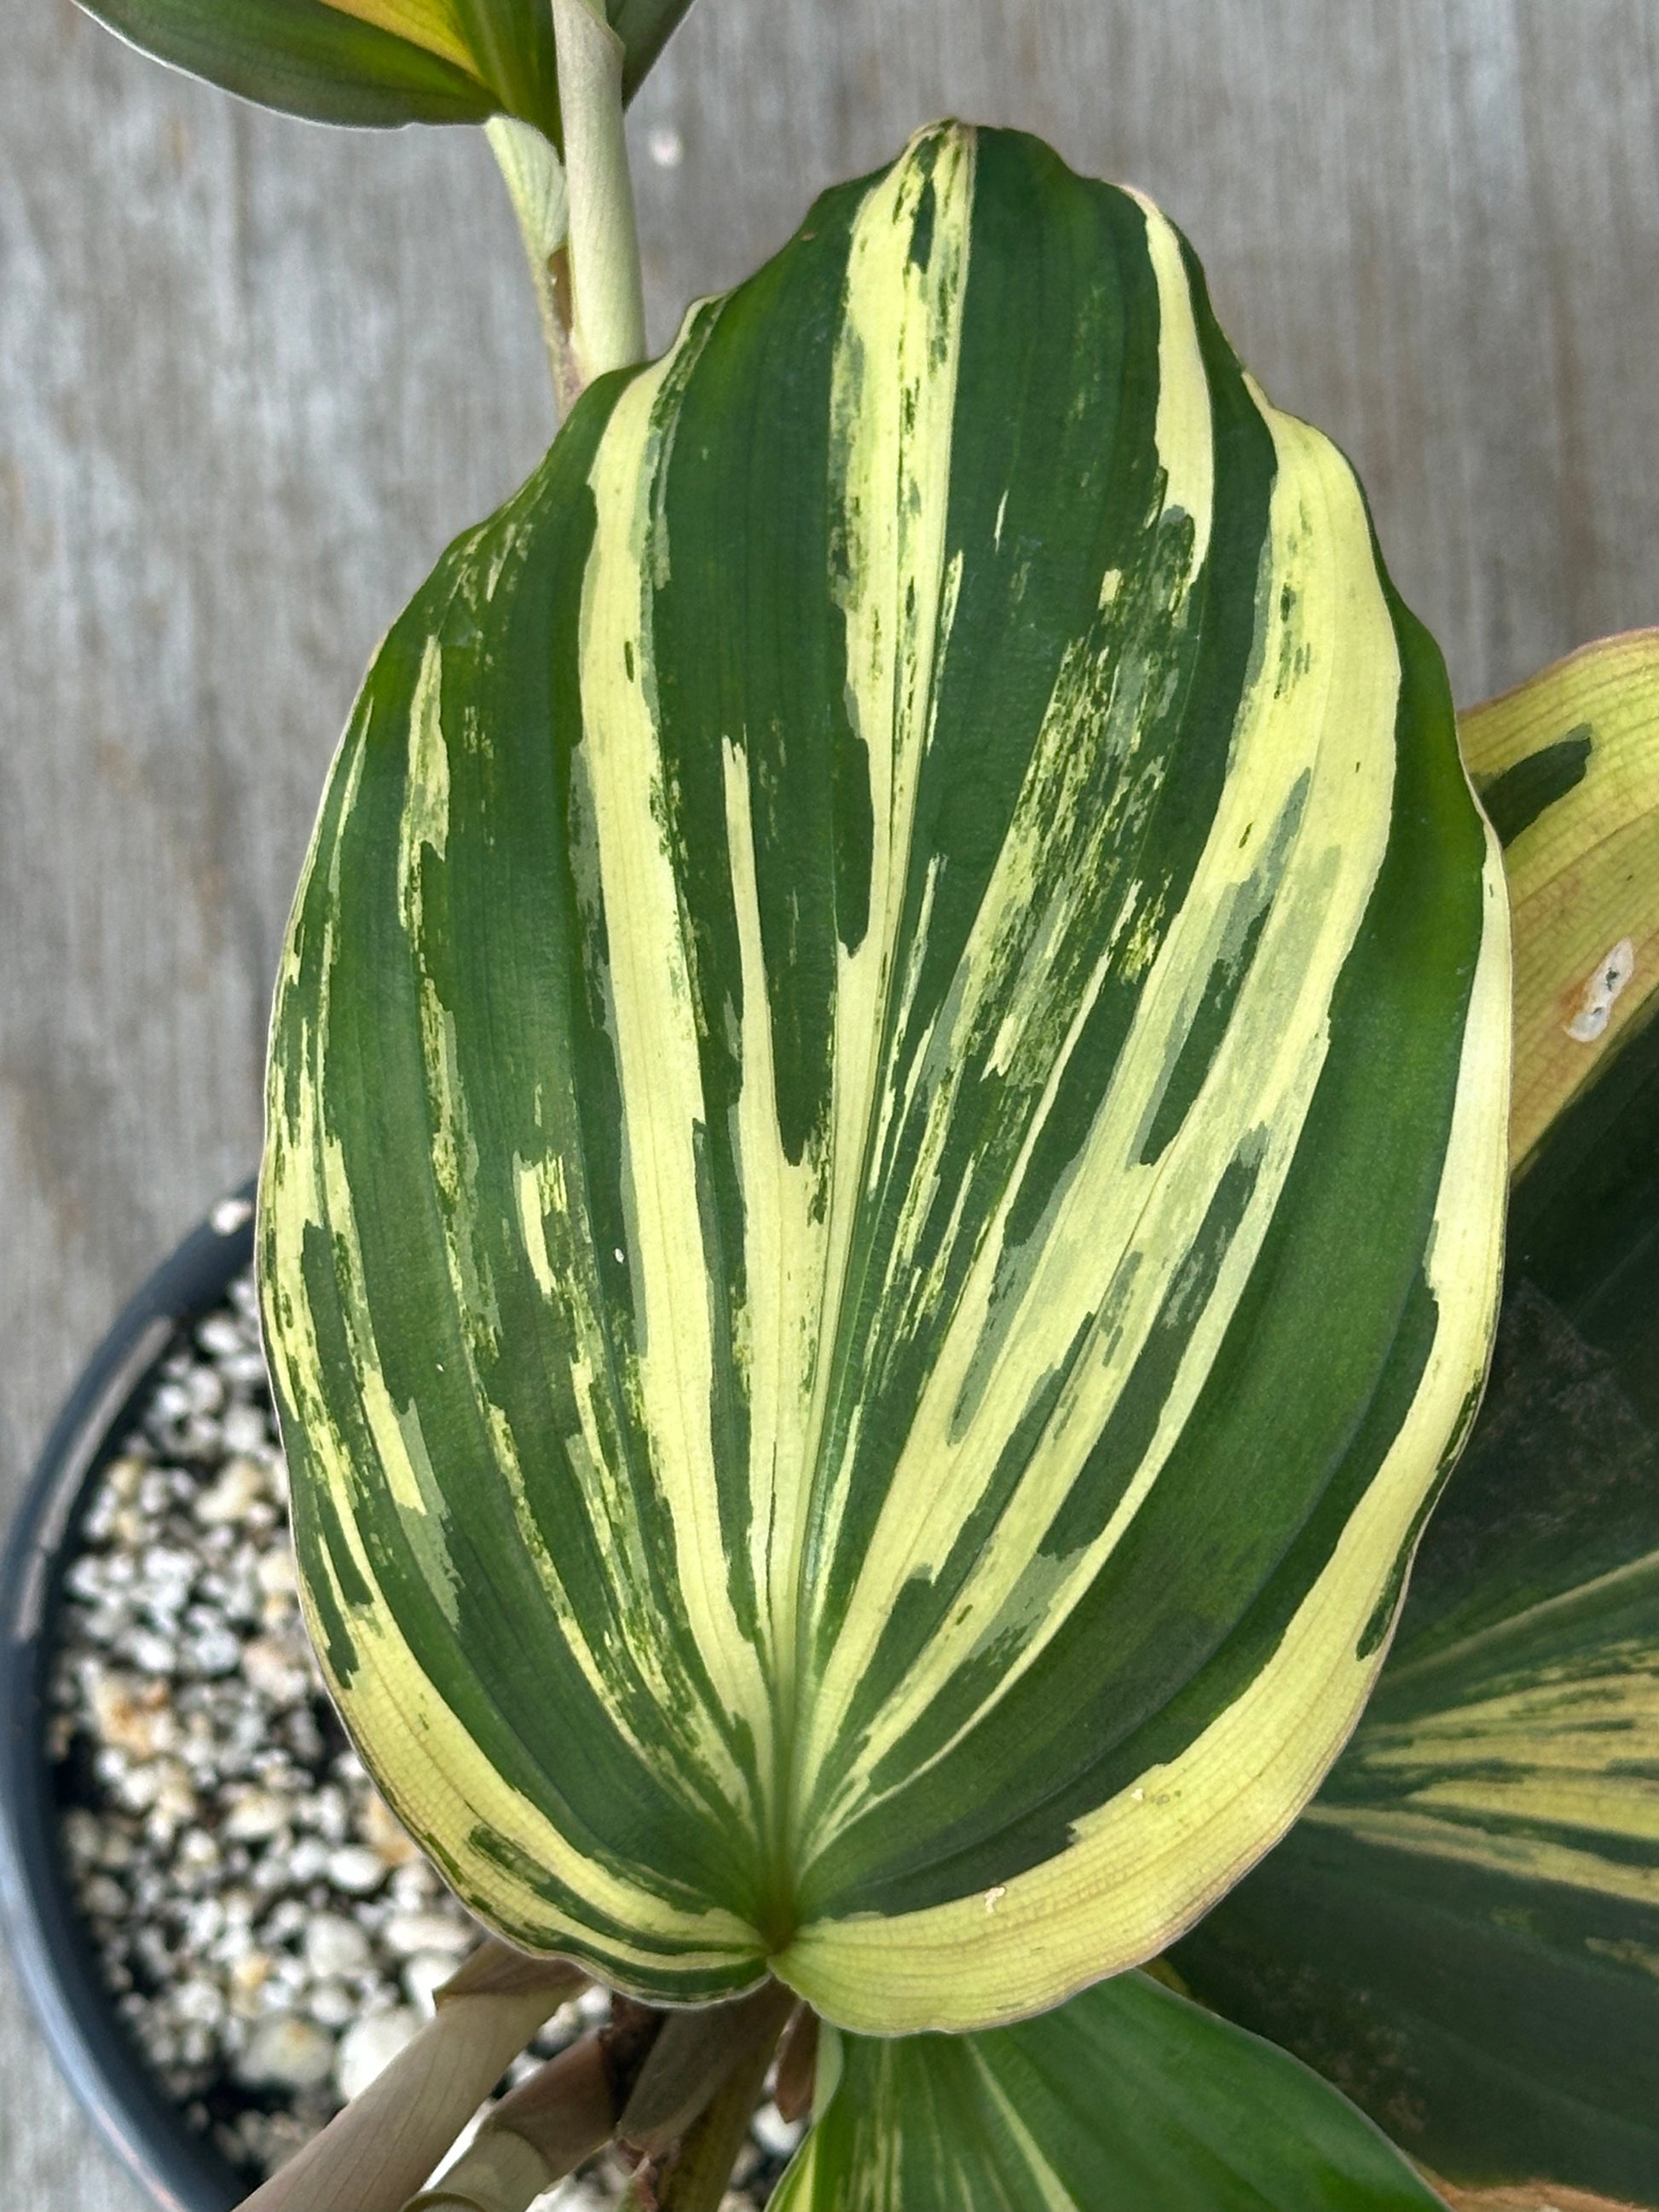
[234,1946,587,2212]
[549,0,647,389]
[402,1996,668,2212]
[618,1980,798,2157]
[402,2034,616,2211]
[651,2015,793,2212]
[485,114,582,418]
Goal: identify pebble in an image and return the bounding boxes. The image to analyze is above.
[194,1458,269,1527]
[751,2105,805,2161]
[384,1910,474,1958]
[89,1667,176,1759]
[240,1632,313,1707]
[81,1873,129,1920]
[306,1981,356,2029]
[361,1790,420,1868]
[325,1845,386,1895]
[175,1978,226,2029]
[222,1787,291,1840]
[125,1628,179,1675]
[186,1624,244,1675]
[257,1548,298,1599]
[286,1836,331,1883]
[196,1314,246,1360]
[238,2014,337,2092]
[222,1402,272,1456]
[303,1913,370,1979]
[228,1951,273,2007]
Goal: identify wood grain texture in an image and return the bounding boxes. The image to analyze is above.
[3,0,1657,2201]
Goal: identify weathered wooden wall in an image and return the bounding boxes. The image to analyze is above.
[3,0,1657,2200]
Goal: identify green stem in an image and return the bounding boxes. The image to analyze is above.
[652,2022,789,2212]
[619,1981,796,2157]
[549,0,647,388]
[614,1986,795,2212]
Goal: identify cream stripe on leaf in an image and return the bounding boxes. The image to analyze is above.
[1176,670,1659,2203]
[261,122,1509,2029]
[78,0,696,136]
[795,387,1404,1854]
[1459,626,1659,1174]
[768,1971,1447,2212]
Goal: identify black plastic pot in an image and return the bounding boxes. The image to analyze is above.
[0,1187,257,2212]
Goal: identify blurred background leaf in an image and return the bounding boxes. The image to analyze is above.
[76,0,698,140]
[1171,656,1659,2208]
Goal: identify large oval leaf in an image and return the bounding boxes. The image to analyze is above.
[77,0,695,136]
[259,122,1510,2033]
[771,1970,1449,2212]
[1173,654,1659,2202]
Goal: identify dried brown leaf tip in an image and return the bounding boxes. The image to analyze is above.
[772,2007,818,2127]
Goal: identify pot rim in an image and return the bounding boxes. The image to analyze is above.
[0,1181,258,2212]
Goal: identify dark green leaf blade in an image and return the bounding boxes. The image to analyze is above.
[78,0,697,136]
[772,1969,1448,2212]
[611,0,698,100]
[78,0,501,128]
[1174,1007,1659,2203]
[449,0,558,131]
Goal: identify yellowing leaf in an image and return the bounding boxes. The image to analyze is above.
[317,0,477,78]
[1460,628,1659,1173]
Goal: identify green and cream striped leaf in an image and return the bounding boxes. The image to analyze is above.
[1175,898,1659,2200]
[1460,627,1659,1175]
[259,121,1510,2035]
[770,1969,1449,2212]
[76,0,695,136]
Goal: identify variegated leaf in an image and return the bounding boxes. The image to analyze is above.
[1175,830,1659,2199]
[259,122,1511,2035]
[76,0,693,136]
[770,1969,1448,2212]
[1459,627,1659,1175]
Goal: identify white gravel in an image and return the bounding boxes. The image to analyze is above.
[48,1268,802,2203]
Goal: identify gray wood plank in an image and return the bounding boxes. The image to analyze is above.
[4,0,1657,2201]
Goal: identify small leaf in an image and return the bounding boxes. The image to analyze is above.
[769,1970,1448,2212]
[1460,627,1659,1175]
[78,0,507,128]
[608,0,698,101]
[77,0,697,138]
